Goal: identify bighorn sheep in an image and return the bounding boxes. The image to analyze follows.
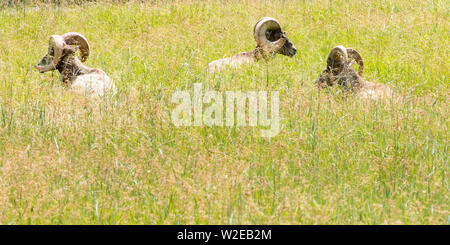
[315,46,392,99]
[36,32,116,97]
[207,17,297,72]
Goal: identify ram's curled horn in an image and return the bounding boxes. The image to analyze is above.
[253,17,285,52]
[326,45,348,75]
[62,32,90,62]
[327,45,348,63]
[346,48,364,76]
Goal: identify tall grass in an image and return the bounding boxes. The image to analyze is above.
[0,0,448,224]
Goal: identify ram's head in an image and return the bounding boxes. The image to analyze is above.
[317,45,364,89]
[35,32,90,73]
[253,17,296,57]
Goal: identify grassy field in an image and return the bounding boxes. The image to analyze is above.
[0,0,448,224]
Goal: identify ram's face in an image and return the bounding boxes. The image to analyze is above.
[267,30,296,57]
[36,55,53,73]
[36,44,77,73]
[36,46,56,73]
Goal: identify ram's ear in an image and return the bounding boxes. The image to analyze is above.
[62,44,76,56]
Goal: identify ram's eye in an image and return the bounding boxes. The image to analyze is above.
[48,46,54,56]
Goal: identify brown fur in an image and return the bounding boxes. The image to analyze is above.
[55,46,93,84]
